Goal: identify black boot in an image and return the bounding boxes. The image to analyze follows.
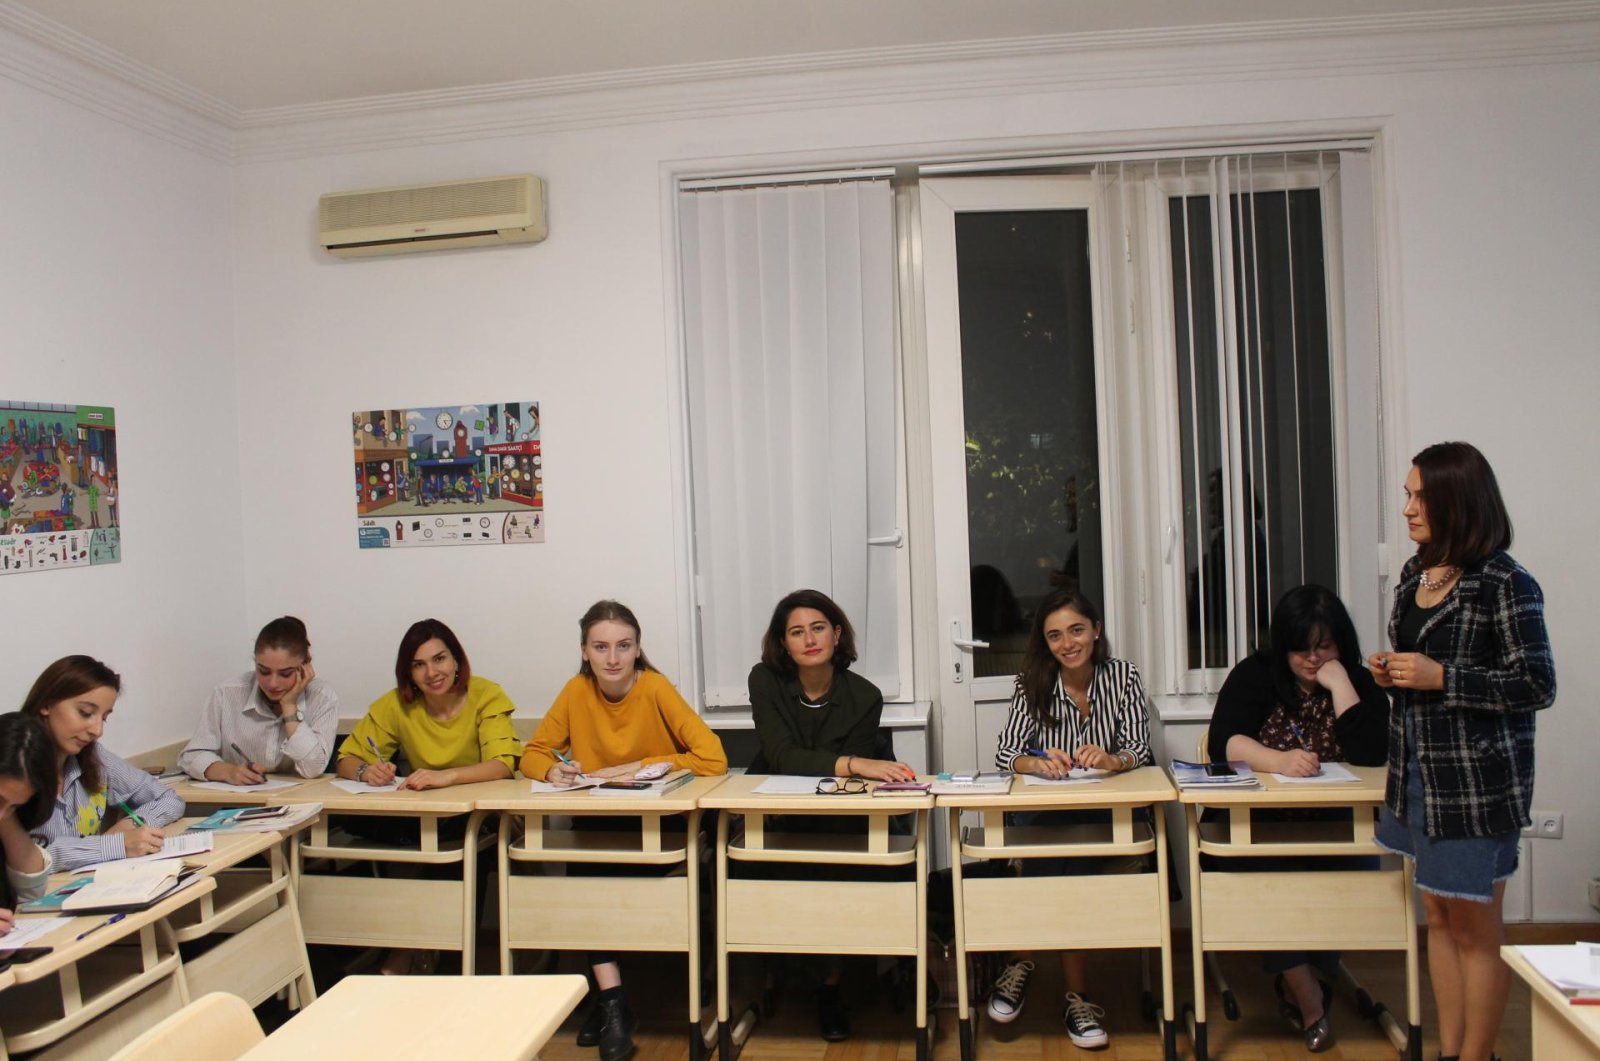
[597,995,637,1061]
[817,984,850,1042]
[576,1001,605,1048]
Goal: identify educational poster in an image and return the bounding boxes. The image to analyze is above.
[353,401,543,550]
[1,401,120,576]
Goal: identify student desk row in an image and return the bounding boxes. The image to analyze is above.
[0,819,316,1061]
[162,766,1414,1061]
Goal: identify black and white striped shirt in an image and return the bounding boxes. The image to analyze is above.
[994,657,1152,772]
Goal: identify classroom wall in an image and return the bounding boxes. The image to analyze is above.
[4,12,1596,919]
[0,68,243,751]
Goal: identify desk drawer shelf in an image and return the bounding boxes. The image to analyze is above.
[505,875,691,950]
[1198,869,1409,949]
[509,828,689,865]
[961,874,1164,951]
[960,822,1155,859]
[728,831,918,866]
[725,879,918,953]
[298,875,467,949]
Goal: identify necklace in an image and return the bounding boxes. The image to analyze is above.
[1419,565,1460,592]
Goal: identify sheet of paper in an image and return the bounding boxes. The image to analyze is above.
[526,778,604,793]
[1021,768,1107,785]
[1270,762,1361,783]
[77,830,214,873]
[1517,944,1600,990]
[188,777,303,792]
[752,776,830,795]
[0,917,68,950]
[328,778,403,794]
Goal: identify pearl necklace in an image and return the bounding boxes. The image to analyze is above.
[1419,565,1460,592]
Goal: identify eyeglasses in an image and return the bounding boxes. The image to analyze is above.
[815,777,869,795]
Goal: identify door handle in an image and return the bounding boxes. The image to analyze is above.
[950,619,989,651]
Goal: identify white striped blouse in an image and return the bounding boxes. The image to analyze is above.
[993,657,1153,772]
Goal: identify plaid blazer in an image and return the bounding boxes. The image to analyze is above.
[1384,550,1556,838]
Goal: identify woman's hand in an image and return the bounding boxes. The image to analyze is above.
[1314,658,1356,695]
[1277,749,1322,777]
[1382,652,1445,691]
[1073,744,1120,772]
[363,760,398,787]
[1022,748,1073,780]
[0,907,14,936]
[277,660,316,714]
[400,768,455,790]
[207,761,266,786]
[546,761,585,787]
[850,758,917,783]
[121,826,167,857]
[1367,653,1395,688]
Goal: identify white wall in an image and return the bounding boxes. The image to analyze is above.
[0,72,242,754]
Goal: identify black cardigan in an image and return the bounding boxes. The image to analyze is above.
[748,663,884,776]
[1206,652,1390,766]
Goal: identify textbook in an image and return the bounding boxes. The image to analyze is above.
[1170,760,1261,788]
[187,802,322,832]
[59,861,204,913]
[588,770,694,797]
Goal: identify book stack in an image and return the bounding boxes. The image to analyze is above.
[1170,760,1261,789]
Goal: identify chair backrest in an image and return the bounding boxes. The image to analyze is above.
[109,992,264,1061]
[1197,726,1210,763]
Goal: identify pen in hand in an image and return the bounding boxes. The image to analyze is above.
[116,800,146,828]
[229,742,264,776]
[77,912,127,941]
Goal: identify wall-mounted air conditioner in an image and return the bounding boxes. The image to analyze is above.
[318,174,547,258]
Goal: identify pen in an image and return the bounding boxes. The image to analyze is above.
[76,912,126,941]
[116,800,146,828]
[554,748,576,767]
[366,736,388,762]
[229,742,261,773]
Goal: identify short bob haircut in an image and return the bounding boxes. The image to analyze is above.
[1264,584,1364,707]
[1016,586,1111,728]
[394,619,471,703]
[0,711,58,831]
[255,615,311,660]
[577,600,657,677]
[1411,441,1513,569]
[19,655,122,796]
[760,589,858,675]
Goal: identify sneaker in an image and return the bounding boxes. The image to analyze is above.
[1062,992,1108,1050]
[986,960,1034,1023]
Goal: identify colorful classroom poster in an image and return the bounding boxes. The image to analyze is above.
[1,401,120,576]
[353,401,543,549]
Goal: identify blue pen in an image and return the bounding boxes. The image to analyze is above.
[366,736,387,762]
[77,912,126,941]
[1286,723,1322,775]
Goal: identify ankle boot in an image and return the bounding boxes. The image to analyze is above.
[597,996,637,1061]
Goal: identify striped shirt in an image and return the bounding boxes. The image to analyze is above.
[33,747,186,871]
[994,657,1153,772]
[178,672,340,780]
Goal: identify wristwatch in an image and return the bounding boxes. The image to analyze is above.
[281,706,304,724]
[356,762,369,781]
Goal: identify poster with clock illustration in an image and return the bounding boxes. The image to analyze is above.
[352,400,543,550]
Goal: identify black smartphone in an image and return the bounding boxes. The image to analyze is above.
[597,781,652,791]
[0,947,51,969]
[1203,762,1238,777]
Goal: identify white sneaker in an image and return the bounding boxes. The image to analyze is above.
[1062,992,1108,1049]
[985,959,1034,1023]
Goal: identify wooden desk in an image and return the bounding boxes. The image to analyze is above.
[0,876,218,1060]
[699,774,934,1061]
[1177,765,1419,1060]
[161,818,319,1012]
[1501,945,1600,1058]
[166,774,324,813]
[240,973,588,1060]
[937,768,1178,1061]
[267,778,504,974]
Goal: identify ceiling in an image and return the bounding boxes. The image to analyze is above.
[9,0,1522,112]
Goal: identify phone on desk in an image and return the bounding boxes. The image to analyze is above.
[234,806,290,821]
[597,781,652,791]
[0,947,50,970]
[1203,762,1238,777]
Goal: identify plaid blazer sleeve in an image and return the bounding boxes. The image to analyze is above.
[1443,560,1556,715]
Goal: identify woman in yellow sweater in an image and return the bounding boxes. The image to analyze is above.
[521,599,727,1061]
[336,618,520,974]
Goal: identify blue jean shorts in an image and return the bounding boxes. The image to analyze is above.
[1375,762,1519,902]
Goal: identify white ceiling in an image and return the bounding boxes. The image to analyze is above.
[8,0,1523,112]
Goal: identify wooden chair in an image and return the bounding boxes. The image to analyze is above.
[107,992,264,1061]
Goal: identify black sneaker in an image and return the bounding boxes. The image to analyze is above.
[817,985,851,1042]
[986,959,1034,1023]
[597,996,637,1061]
[1062,992,1108,1050]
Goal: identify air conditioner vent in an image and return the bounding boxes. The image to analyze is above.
[318,174,546,258]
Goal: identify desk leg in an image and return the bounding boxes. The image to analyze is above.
[497,813,514,974]
[715,810,731,1054]
[686,809,708,1061]
[1154,802,1177,1061]
[1404,858,1422,1060]
[915,809,929,1061]
[1186,806,1209,1060]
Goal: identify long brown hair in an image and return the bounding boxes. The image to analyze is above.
[19,655,122,794]
[577,600,657,677]
[1411,441,1513,569]
[0,712,56,911]
[1015,587,1109,729]
[760,589,858,676]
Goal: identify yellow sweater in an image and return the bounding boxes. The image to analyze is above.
[521,670,727,781]
[339,675,520,772]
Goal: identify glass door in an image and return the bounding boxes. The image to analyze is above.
[920,177,1107,773]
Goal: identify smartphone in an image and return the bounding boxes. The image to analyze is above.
[1203,762,1238,777]
[597,781,652,791]
[235,806,290,821]
[0,947,50,969]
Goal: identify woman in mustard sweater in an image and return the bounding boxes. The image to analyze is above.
[522,599,726,1061]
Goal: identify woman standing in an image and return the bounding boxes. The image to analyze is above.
[990,586,1152,1051]
[1370,442,1555,1061]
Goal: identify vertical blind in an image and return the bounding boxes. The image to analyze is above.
[678,179,900,705]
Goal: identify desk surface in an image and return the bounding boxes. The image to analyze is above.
[167,774,324,806]
[1502,945,1600,1052]
[1173,763,1389,805]
[265,776,509,813]
[937,765,1175,809]
[698,772,935,811]
[240,973,588,1060]
[475,773,727,811]
[9,876,218,984]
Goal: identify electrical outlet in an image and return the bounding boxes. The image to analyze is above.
[1522,809,1563,839]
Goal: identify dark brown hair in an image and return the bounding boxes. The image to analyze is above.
[255,615,310,660]
[760,589,858,675]
[1264,584,1364,707]
[577,600,657,677]
[1411,441,1513,569]
[394,619,470,703]
[19,655,121,794]
[0,712,56,911]
[1016,586,1110,729]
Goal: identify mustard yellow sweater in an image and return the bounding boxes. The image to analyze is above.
[521,670,726,781]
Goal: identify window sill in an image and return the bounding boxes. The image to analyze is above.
[1151,694,1217,723]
